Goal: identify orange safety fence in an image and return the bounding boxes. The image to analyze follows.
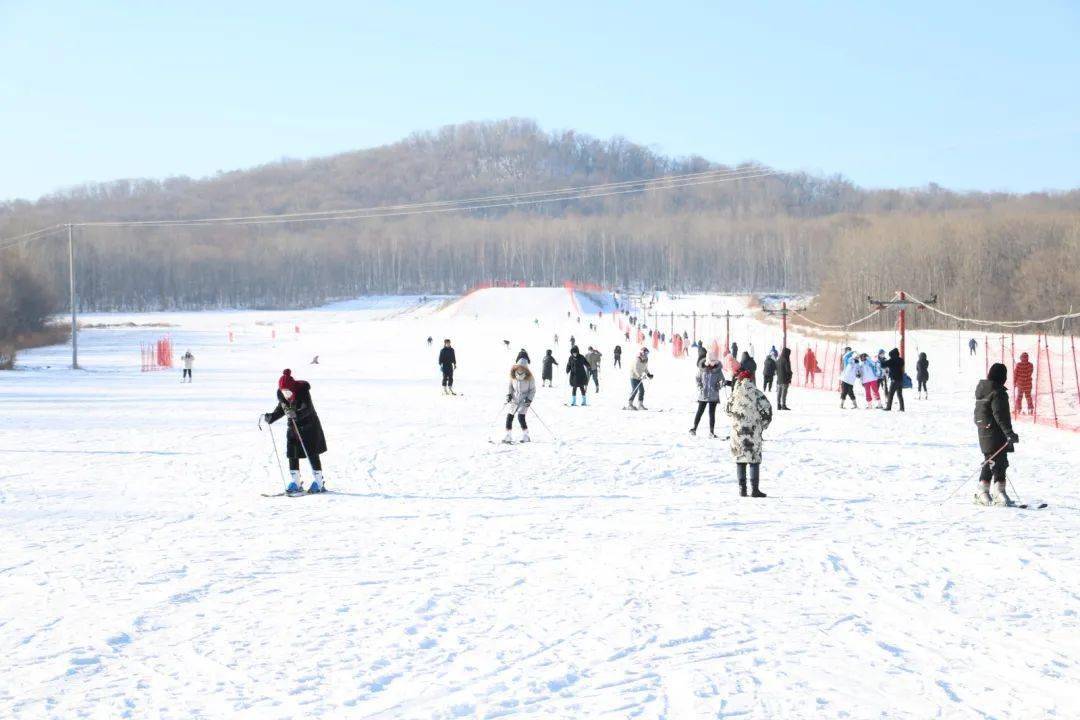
[985,333,1079,432]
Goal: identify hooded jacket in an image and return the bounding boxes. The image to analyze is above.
[507,366,536,413]
[1013,353,1034,391]
[585,349,602,371]
[266,379,327,459]
[632,353,652,380]
[916,353,929,382]
[725,377,773,463]
[697,362,726,402]
[882,349,905,382]
[777,347,793,384]
[975,365,1015,454]
[541,351,558,379]
[762,353,777,380]
[566,348,591,386]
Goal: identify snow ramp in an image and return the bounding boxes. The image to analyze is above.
[440,286,616,321]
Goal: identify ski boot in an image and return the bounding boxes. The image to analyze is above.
[520,431,531,443]
[689,428,697,436]
[581,396,588,406]
[709,431,718,439]
[570,395,577,406]
[638,403,647,410]
[738,480,748,497]
[974,481,993,506]
[992,480,1015,507]
[502,432,514,444]
[286,470,302,494]
[308,470,325,494]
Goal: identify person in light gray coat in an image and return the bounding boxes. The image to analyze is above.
[691,349,726,437]
[725,370,773,497]
[585,347,603,391]
[503,359,536,443]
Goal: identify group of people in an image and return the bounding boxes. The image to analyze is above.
[836,347,922,411]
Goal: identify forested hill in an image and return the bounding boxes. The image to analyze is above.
[2,118,1078,324]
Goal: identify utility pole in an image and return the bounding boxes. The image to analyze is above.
[867,291,937,360]
[68,223,78,369]
[763,301,797,349]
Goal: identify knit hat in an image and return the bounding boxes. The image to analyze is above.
[278,369,298,399]
[988,363,1008,385]
[735,370,752,381]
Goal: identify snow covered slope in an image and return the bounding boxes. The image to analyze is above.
[2,293,1078,719]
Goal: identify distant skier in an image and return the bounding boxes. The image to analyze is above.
[503,359,536,443]
[566,345,592,406]
[776,347,793,410]
[439,339,457,394]
[569,335,576,348]
[585,346,602,391]
[503,339,511,350]
[264,369,327,494]
[968,337,978,356]
[310,355,319,365]
[974,363,1019,506]
[916,352,929,399]
[554,333,560,348]
[762,348,777,391]
[882,348,905,411]
[426,336,433,346]
[1013,352,1034,414]
[624,330,630,342]
[181,351,194,383]
[541,349,558,387]
[613,344,622,368]
[731,342,739,360]
[691,349,725,437]
[628,348,653,410]
[516,348,531,364]
[726,370,773,497]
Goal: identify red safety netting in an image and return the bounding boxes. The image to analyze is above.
[141,336,173,372]
[985,333,1079,432]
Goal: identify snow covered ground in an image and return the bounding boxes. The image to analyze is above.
[2,288,1079,719]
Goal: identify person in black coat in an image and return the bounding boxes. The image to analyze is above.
[566,345,592,406]
[762,350,777,392]
[974,363,1019,505]
[882,348,905,411]
[541,349,558,387]
[264,369,328,493]
[697,343,708,368]
[916,352,929,399]
[776,347,793,410]
[613,345,622,368]
[438,339,457,394]
[739,351,757,385]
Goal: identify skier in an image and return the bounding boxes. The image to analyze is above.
[566,345,592,406]
[628,347,653,410]
[541,349,558,387]
[762,349,777,392]
[624,330,630,342]
[516,348,531,364]
[882,348,905,411]
[859,352,883,408]
[968,337,978,356]
[803,347,820,385]
[613,344,622,368]
[915,352,929,399]
[570,335,576,348]
[181,350,194,383]
[426,336,433,346]
[725,370,773,497]
[739,351,758,385]
[776,346,793,410]
[586,346,602,391]
[839,353,860,409]
[1013,352,1034,414]
[310,355,319,365]
[691,349,725,437]
[264,369,327,494]
[554,333,560,348]
[731,341,739,360]
[974,363,1019,506]
[503,359,536,443]
[503,340,511,349]
[439,339,457,394]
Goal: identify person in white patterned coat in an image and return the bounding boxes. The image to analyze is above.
[503,359,536,443]
[725,369,773,497]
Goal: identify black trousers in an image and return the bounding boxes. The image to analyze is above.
[692,401,718,431]
[505,413,527,430]
[441,366,454,387]
[979,452,1008,483]
[840,382,857,404]
[777,383,789,408]
[886,381,905,411]
[289,454,322,471]
[572,383,588,396]
[736,462,760,484]
[182,369,192,379]
[763,375,773,391]
[917,379,927,392]
[614,356,621,367]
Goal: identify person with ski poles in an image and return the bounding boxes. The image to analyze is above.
[181,350,195,383]
[502,358,536,443]
[690,349,725,437]
[974,363,1020,506]
[566,345,591,406]
[438,339,457,395]
[726,369,773,497]
[628,347,653,410]
[263,369,328,494]
[541,349,558,387]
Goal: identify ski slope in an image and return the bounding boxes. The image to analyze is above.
[2,288,1079,719]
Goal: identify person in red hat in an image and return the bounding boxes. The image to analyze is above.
[725,369,773,497]
[264,369,328,493]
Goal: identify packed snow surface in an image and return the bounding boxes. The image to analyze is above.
[2,289,1078,719]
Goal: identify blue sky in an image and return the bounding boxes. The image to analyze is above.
[1,0,1078,202]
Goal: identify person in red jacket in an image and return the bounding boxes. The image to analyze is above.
[1013,352,1034,414]
[803,348,821,385]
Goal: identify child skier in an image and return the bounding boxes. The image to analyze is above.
[541,349,558,387]
[974,363,1019,506]
[264,369,328,493]
[566,345,592,406]
[628,347,653,410]
[503,359,536,443]
[726,369,773,497]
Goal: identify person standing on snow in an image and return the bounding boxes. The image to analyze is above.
[915,352,930,399]
[541,349,558,387]
[726,370,773,497]
[839,353,861,409]
[691,349,725,437]
[859,352,883,408]
[762,349,777,392]
[1013,352,1034,414]
[974,363,1019,506]
[803,347,821,385]
[181,350,195,383]
[503,359,536,443]
[566,345,592,406]
[882,348,905,411]
[739,351,758,385]
[554,333,560,348]
[628,347,654,410]
[776,347,793,410]
[613,344,622,368]
[438,339,457,394]
[696,343,708,368]
[264,369,328,493]
[585,346,603,391]
[968,337,978,356]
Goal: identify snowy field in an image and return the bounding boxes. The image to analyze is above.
[2,288,1079,719]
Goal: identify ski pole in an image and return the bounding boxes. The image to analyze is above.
[941,439,1011,504]
[288,414,316,473]
[259,413,287,488]
[526,405,559,442]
